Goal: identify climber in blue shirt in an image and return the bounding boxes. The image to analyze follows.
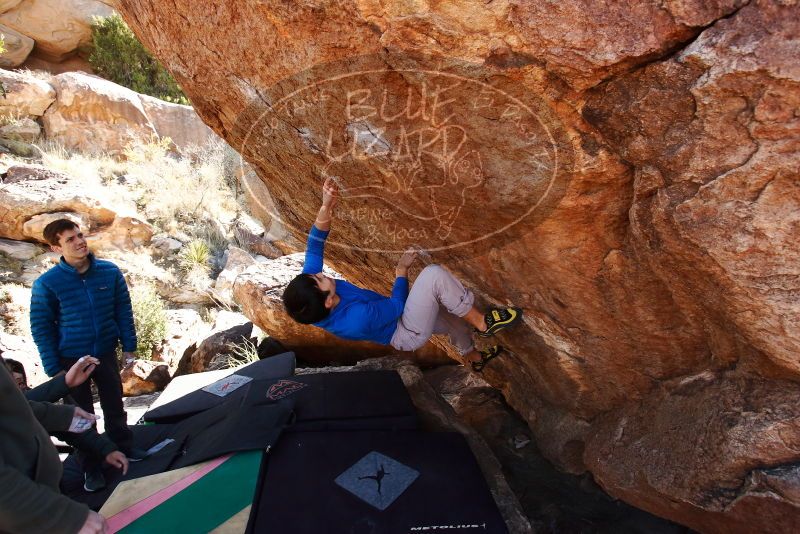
[283,178,523,372]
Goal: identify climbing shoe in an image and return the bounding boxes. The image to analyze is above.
[471,345,505,373]
[476,306,523,338]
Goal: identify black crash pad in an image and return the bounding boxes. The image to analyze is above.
[245,371,418,432]
[246,431,508,534]
[142,352,296,424]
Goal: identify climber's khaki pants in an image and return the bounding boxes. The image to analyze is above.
[389,265,475,356]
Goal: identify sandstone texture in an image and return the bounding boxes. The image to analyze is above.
[0,68,55,117]
[42,71,159,155]
[114,0,800,530]
[139,94,218,150]
[0,117,41,143]
[0,165,116,240]
[0,23,33,67]
[42,71,221,154]
[84,215,154,251]
[120,358,170,396]
[0,0,114,62]
[0,236,39,259]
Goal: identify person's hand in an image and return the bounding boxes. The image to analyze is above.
[69,407,100,433]
[321,176,339,210]
[64,356,99,388]
[77,511,108,534]
[105,450,129,475]
[396,248,418,277]
[121,352,136,365]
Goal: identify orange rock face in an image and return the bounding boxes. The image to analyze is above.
[114,0,799,530]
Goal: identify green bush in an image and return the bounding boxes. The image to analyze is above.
[127,284,168,359]
[88,14,188,104]
[179,240,211,274]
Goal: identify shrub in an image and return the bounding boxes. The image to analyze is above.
[88,14,188,104]
[126,284,167,359]
[179,240,211,274]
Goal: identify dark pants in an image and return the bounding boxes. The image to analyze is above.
[61,355,133,468]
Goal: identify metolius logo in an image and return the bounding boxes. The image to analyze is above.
[233,53,574,260]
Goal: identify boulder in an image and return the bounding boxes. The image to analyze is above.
[151,308,207,373]
[212,246,256,306]
[150,234,183,255]
[232,214,284,259]
[0,237,42,260]
[120,358,171,396]
[22,212,90,242]
[139,94,218,150]
[0,117,41,142]
[84,215,155,251]
[176,317,254,375]
[0,0,114,62]
[0,137,41,157]
[116,0,800,529]
[42,72,158,156]
[4,163,68,183]
[40,71,221,155]
[232,254,450,366]
[0,23,33,67]
[582,0,800,379]
[155,274,214,306]
[586,372,800,534]
[0,167,116,241]
[0,67,55,117]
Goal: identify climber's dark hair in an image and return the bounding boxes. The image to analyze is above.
[282,274,330,324]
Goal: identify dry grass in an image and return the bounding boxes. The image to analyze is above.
[0,283,31,337]
[123,137,239,228]
[35,137,240,233]
[226,338,260,369]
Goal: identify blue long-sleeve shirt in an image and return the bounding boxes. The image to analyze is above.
[30,254,137,376]
[302,225,407,344]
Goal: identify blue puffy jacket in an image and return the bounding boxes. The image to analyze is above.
[29,254,137,376]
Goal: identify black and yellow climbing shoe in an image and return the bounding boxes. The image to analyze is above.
[476,307,523,338]
[471,345,505,372]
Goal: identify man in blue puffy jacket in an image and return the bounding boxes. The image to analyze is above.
[30,219,144,492]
